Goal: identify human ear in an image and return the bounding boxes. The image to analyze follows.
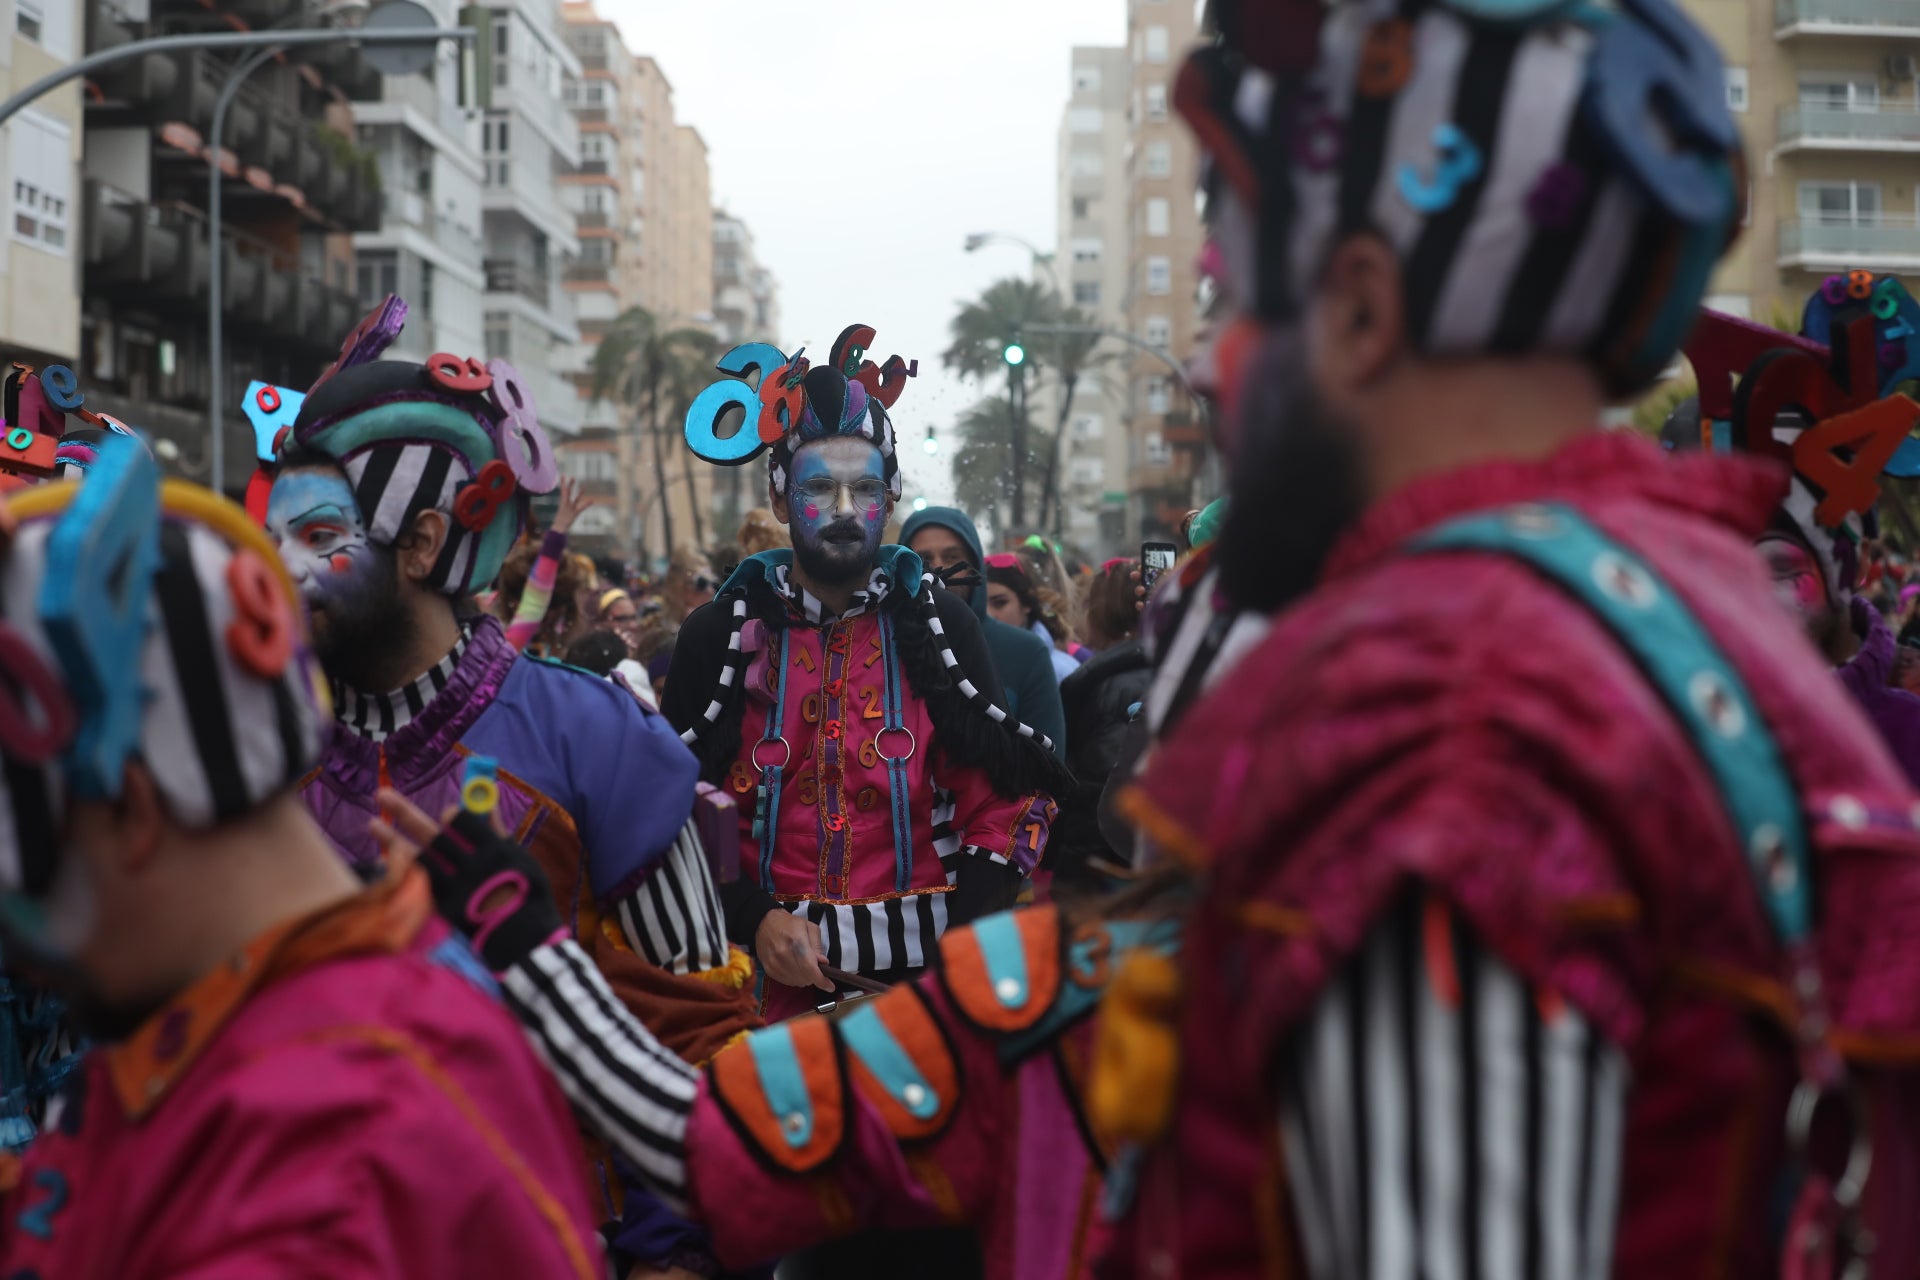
[398,509,450,583]
[770,484,792,527]
[1309,233,1405,397]
[115,762,167,877]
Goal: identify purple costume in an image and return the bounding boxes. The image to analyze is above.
[1837,596,1920,788]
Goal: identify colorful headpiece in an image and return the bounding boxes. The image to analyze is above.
[1684,269,1920,596]
[0,363,144,491]
[279,296,559,596]
[0,437,329,907]
[684,323,916,500]
[1177,0,1746,395]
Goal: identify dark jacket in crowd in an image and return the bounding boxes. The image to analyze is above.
[1049,638,1152,893]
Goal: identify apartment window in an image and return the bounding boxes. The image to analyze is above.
[356,251,398,310]
[1073,65,1102,93]
[1073,281,1100,306]
[485,316,511,361]
[1072,413,1103,440]
[483,117,510,154]
[9,112,69,255]
[1145,83,1168,121]
[1724,66,1749,113]
[1144,315,1172,349]
[584,82,608,106]
[15,0,40,42]
[493,18,510,87]
[1800,75,1878,111]
[1145,140,1172,178]
[1145,197,1170,237]
[1071,196,1092,219]
[420,260,435,315]
[581,185,608,212]
[1800,181,1882,225]
[1069,152,1104,179]
[1069,106,1103,134]
[1145,255,1171,294]
[1145,378,1171,415]
[580,134,609,163]
[1145,26,1170,63]
[1071,237,1103,263]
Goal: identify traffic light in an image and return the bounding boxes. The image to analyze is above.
[1003,339,1025,367]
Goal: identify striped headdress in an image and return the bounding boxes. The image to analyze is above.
[283,296,560,596]
[1179,0,1746,396]
[0,438,329,901]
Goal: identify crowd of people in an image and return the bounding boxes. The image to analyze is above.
[5,0,1920,1277]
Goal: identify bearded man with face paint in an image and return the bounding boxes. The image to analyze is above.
[0,439,601,1279]
[663,328,1070,1023]
[260,299,759,1257]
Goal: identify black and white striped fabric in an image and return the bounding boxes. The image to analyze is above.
[0,500,329,889]
[775,891,949,975]
[331,623,470,744]
[341,442,480,595]
[1186,0,1744,396]
[920,573,1055,754]
[1280,899,1626,1280]
[612,816,729,975]
[500,938,697,1213]
[771,561,890,624]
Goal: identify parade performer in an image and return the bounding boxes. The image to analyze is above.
[667,325,1068,1019]
[0,439,601,1278]
[1684,271,1920,786]
[258,299,758,1231]
[1109,0,1920,1274]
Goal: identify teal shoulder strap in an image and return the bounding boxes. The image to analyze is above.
[1408,502,1812,945]
[997,916,1184,1066]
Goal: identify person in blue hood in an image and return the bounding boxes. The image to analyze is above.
[901,506,1067,759]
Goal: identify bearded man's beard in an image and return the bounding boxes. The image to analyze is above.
[306,547,420,693]
[1215,329,1370,617]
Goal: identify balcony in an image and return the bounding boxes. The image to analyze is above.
[1778,104,1920,152]
[485,259,554,307]
[1776,0,1920,37]
[1779,217,1920,271]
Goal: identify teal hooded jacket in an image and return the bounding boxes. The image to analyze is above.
[900,506,1067,759]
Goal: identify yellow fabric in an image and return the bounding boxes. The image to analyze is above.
[1086,949,1183,1146]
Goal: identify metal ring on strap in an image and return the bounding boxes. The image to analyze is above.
[751,736,792,771]
[875,725,916,765]
[1786,1076,1873,1210]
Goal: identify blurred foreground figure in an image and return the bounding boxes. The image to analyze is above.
[0,440,600,1278]
[395,3,1920,1278]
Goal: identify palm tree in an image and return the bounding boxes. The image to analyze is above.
[1028,309,1114,538]
[589,307,718,561]
[943,278,1064,528]
[950,395,1053,530]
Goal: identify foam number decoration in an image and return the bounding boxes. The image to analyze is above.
[311,294,408,392]
[1684,309,1827,427]
[1581,0,1739,227]
[1803,273,1920,398]
[453,459,518,531]
[39,435,162,798]
[38,366,82,413]
[1732,315,1918,527]
[685,342,791,465]
[1355,19,1413,98]
[224,549,294,678]
[9,367,64,440]
[757,357,809,444]
[76,409,139,439]
[1398,123,1483,213]
[0,427,58,478]
[241,381,304,463]
[829,324,919,410]
[485,359,558,493]
[425,353,493,395]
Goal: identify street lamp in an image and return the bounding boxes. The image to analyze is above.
[964,230,1065,300]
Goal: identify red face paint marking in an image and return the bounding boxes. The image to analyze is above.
[802,503,821,521]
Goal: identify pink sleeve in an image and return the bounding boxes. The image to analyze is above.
[505,528,568,652]
[947,763,1057,874]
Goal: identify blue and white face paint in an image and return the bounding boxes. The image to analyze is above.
[785,438,890,589]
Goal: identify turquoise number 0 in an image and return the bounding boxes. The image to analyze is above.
[684,343,789,465]
[40,435,162,799]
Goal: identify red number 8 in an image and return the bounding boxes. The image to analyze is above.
[454,459,518,531]
[426,353,493,394]
[225,550,294,678]
[0,622,76,763]
[1848,270,1876,302]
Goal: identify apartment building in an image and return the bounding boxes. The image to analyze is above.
[79,0,380,492]
[1,0,81,369]
[350,0,485,365]
[713,205,781,536]
[1687,0,1920,322]
[1123,0,1203,544]
[1053,44,1131,557]
[475,0,581,438]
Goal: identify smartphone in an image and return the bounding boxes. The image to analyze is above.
[1141,540,1179,594]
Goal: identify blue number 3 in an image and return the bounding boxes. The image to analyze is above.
[16,1169,67,1241]
[1398,123,1484,214]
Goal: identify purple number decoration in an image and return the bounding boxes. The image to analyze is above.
[485,359,558,494]
[1581,0,1740,227]
[39,435,162,798]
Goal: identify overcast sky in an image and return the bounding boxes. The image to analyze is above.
[597,0,1130,508]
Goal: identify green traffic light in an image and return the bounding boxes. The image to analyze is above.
[1003,343,1026,367]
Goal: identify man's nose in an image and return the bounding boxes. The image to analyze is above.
[834,485,857,516]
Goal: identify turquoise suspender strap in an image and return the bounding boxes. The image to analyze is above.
[1409,502,1812,945]
[878,611,916,892]
[755,628,793,893]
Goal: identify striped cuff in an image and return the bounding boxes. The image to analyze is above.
[500,939,698,1213]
